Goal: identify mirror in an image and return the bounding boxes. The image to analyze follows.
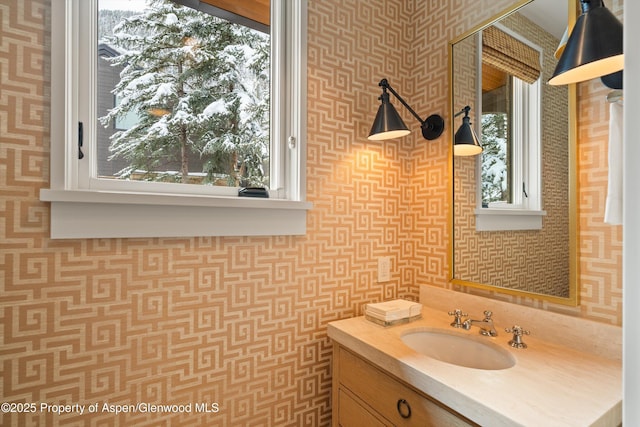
[449,0,578,306]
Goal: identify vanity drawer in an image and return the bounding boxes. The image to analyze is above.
[337,347,476,427]
[338,388,388,427]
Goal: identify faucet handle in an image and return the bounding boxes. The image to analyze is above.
[483,310,493,320]
[505,325,530,349]
[448,309,468,328]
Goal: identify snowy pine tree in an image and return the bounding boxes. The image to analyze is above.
[100,0,270,186]
[481,113,509,205]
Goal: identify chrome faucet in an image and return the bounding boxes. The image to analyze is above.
[462,310,498,337]
[448,309,468,328]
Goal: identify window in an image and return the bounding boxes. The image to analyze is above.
[42,0,310,238]
[475,24,545,231]
[96,0,270,188]
[481,75,540,209]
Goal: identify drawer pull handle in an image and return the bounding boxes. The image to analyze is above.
[397,398,412,419]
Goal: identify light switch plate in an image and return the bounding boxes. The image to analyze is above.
[378,256,391,282]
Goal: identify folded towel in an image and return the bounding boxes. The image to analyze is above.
[605,101,623,225]
[365,299,422,322]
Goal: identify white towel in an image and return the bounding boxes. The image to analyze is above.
[365,299,422,322]
[605,102,623,225]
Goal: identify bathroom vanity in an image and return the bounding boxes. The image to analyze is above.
[333,343,477,426]
[328,291,622,426]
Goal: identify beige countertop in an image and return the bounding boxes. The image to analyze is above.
[328,305,622,427]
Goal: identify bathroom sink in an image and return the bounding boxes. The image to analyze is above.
[401,329,515,370]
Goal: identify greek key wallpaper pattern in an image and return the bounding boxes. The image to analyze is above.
[0,0,623,426]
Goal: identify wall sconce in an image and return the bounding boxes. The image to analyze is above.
[368,79,444,141]
[548,0,623,86]
[453,106,482,156]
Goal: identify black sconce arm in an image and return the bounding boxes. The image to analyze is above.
[378,79,444,140]
[454,105,471,119]
[378,79,423,125]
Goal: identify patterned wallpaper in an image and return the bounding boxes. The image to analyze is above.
[0,0,623,426]
[573,0,624,324]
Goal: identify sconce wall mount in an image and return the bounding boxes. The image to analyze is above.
[368,79,444,141]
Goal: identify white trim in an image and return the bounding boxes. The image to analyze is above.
[44,0,310,239]
[40,189,312,209]
[40,190,311,239]
[47,202,308,239]
[624,2,640,423]
[474,208,546,231]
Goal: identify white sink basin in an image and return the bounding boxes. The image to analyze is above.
[401,329,516,370]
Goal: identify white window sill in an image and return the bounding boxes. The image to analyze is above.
[474,208,546,231]
[40,189,312,239]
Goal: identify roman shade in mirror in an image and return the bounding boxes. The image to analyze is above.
[482,25,541,84]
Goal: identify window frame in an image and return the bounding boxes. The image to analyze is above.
[475,23,546,231]
[41,0,311,239]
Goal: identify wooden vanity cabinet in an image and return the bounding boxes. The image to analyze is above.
[332,344,478,427]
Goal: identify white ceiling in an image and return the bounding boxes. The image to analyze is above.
[519,0,569,40]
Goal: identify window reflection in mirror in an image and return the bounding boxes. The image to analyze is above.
[481,66,511,205]
[480,24,542,210]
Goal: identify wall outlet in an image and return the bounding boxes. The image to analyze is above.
[377,256,391,282]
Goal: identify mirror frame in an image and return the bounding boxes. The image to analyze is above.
[447,0,579,306]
